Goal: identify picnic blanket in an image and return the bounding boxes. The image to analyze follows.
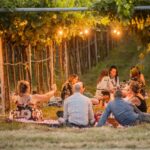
[13,118,60,127]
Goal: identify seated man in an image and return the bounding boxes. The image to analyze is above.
[97,90,150,127]
[63,82,95,128]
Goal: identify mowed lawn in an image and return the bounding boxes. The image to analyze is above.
[1,119,150,150]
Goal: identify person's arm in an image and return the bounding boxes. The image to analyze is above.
[131,103,142,114]
[97,103,111,127]
[63,100,68,123]
[140,74,145,86]
[88,100,95,125]
[31,90,55,103]
[130,97,141,106]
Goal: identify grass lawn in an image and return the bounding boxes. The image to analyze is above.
[1,119,150,150]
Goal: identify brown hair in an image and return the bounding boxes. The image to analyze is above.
[130,67,140,80]
[17,80,30,96]
[109,65,119,82]
[130,82,140,94]
[68,74,79,84]
[97,69,108,84]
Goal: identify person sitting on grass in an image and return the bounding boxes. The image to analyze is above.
[12,80,57,105]
[11,80,56,120]
[126,82,147,112]
[63,82,95,128]
[94,90,111,122]
[97,89,150,127]
[61,74,79,101]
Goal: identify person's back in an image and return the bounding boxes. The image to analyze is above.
[97,90,139,126]
[108,99,138,125]
[65,93,92,125]
[64,82,95,127]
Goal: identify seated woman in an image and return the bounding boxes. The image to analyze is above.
[61,74,79,100]
[95,69,111,99]
[130,66,146,97]
[127,81,147,112]
[11,80,56,120]
[108,65,120,91]
[130,66,145,86]
[15,80,32,110]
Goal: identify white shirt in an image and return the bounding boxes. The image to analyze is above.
[95,76,111,97]
[64,92,95,126]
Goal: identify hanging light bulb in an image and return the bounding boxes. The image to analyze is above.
[58,30,63,36]
[84,29,89,34]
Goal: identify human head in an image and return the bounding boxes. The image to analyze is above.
[130,81,140,94]
[73,82,84,93]
[102,90,110,103]
[97,69,108,83]
[130,66,140,81]
[68,74,79,85]
[109,65,118,78]
[114,90,123,99]
[17,80,30,96]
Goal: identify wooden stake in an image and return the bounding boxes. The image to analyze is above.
[49,43,54,89]
[76,38,81,75]
[0,37,5,114]
[64,40,69,78]
[87,36,91,70]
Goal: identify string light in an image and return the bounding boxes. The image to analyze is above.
[79,31,83,35]
[113,30,117,33]
[117,31,120,35]
[112,29,121,36]
[58,30,63,36]
[84,29,89,34]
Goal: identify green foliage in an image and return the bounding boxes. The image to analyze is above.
[0,0,98,47]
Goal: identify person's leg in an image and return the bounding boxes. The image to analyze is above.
[138,113,150,123]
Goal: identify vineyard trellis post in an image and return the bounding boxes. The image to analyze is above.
[0,37,5,114]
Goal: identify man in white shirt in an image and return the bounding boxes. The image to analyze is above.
[63,82,95,127]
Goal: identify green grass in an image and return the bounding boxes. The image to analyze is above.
[1,120,150,150]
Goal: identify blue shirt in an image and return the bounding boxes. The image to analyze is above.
[97,98,139,126]
[64,92,95,126]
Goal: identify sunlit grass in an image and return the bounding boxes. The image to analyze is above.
[1,120,150,150]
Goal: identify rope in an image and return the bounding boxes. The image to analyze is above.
[3,56,51,66]
[3,62,28,66]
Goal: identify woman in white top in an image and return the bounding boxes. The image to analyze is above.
[95,69,111,99]
[109,65,120,91]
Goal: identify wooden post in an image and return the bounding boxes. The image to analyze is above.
[87,36,91,70]
[94,32,98,64]
[64,40,69,79]
[28,44,32,88]
[106,30,110,56]
[0,37,5,114]
[49,43,54,89]
[76,38,81,75]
